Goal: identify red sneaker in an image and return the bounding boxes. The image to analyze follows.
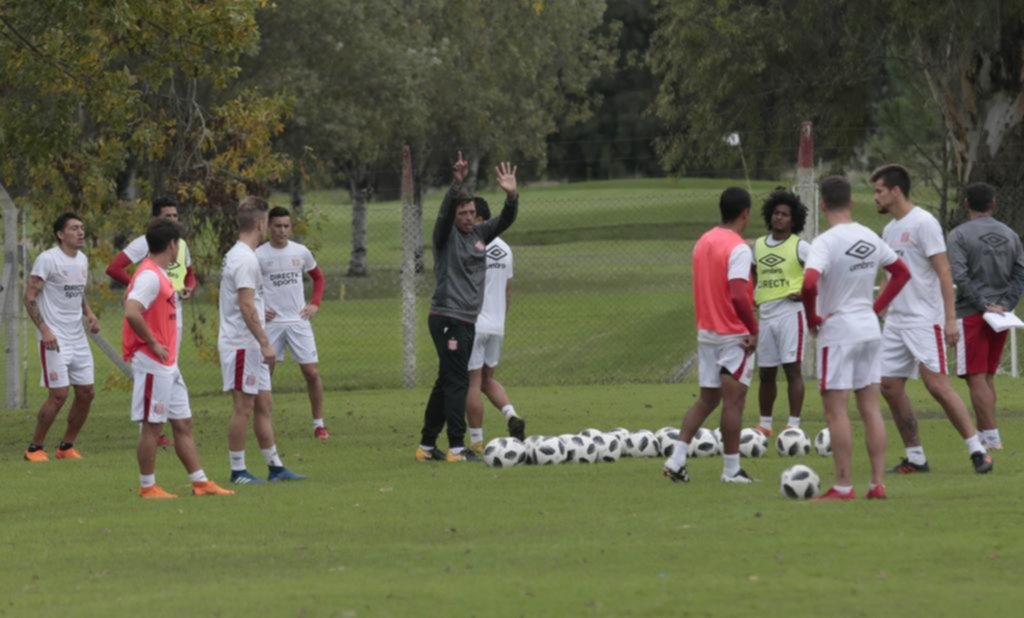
[157,434,172,448]
[753,426,773,438]
[816,487,856,501]
[866,485,887,500]
[314,426,330,440]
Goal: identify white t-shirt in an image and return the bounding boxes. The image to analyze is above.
[30,247,89,344]
[755,237,811,321]
[124,234,192,268]
[698,243,753,345]
[881,207,946,328]
[476,238,513,336]
[804,222,898,346]
[218,241,265,350]
[255,240,317,324]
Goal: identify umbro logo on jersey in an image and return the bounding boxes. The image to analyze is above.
[979,232,1008,248]
[486,246,508,261]
[845,240,877,260]
[758,253,785,268]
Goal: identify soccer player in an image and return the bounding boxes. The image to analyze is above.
[465,196,525,454]
[751,189,809,437]
[801,176,911,500]
[22,213,100,461]
[662,187,759,484]
[106,196,196,448]
[255,207,329,440]
[872,164,993,474]
[219,196,305,484]
[948,182,1024,451]
[124,218,234,499]
[416,152,519,463]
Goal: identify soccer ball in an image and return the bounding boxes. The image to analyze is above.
[608,427,631,444]
[592,433,622,462]
[655,427,680,457]
[739,428,767,458]
[533,436,567,465]
[572,435,598,464]
[776,427,811,457]
[625,430,658,457]
[688,427,719,458]
[483,437,527,468]
[780,464,821,499]
[522,435,544,464]
[814,428,832,456]
[558,433,578,462]
[580,428,603,439]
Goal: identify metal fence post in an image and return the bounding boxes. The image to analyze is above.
[400,145,417,388]
[1,182,24,409]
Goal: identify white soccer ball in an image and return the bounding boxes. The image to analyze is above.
[608,427,631,444]
[580,428,603,439]
[814,428,832,456]
[533,436,567,465]
[592,433,622,462]
[558,433,578,462]
[712,427,724,454]
[780,464,821,499]
[739,428,768,458]
[625,430,658,457]
[483,437,527,468]
[655,427,680,457]
[572,435,598,463]
[776,427,811,457]
[522,435,544,464]
[688,427,719,458]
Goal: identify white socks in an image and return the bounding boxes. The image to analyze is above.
[980,429,1002,444]
[669,440,688,469]
[469,428,484,443]
[722,454,740,476]
[139,473,156,488]
[229,450,247,471]
[834,484,853,494]
[759,416,772,430]
[905,446,927,465]
[312,418,325,430]
[787,416,800,428]
[188,469,208,483]
[965,434,985,454]
[501,404,517,419]
[261,445,283,467]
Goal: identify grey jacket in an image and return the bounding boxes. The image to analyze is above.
[947,216,1024,318]
[429,186,518,322]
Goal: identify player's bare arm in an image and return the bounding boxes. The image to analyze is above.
[927,251,960,346]
[24,275,58,350]
[124,299,169,362]
[82,296,101,334]
[238,287,275,364]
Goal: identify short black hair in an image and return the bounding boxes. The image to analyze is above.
[819,176,852,210]
[964,183,996,213]
[719,187,751,223]
[761,188,807,235]
[53,213,83,241]
[870,164,911,198]
[268,206,291,221]
[473,197,491,221]
[152,196,179,218]
[145,217,183,254]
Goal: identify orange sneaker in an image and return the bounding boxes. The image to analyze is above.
[754,426,773,438]
[139,485,178,499]
[24,449,49,463]
[55,447,82,460]
[192,480,235,496]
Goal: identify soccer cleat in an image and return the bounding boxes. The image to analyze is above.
[24,449,49,463]
[192,480,236,496]
[314,426,330,441]
[156,434,172,448]
[415,446,447,462]
[55,447,82,460]
[507,416,527,441]
[754,426,773,438]
[890,458,930,474]
[866,485,887,500]
[970,451,994,474]
[139,485,178,499]
[662,463,690,483]
[446,449,482,463]
[721,469,757,484]
[268,466,306,481]
[230,469,267,485]
[816,487,856,501]
[468,441,485,456]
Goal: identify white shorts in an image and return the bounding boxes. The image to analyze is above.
[219,348,272,394]
[756,311,806,368]
[131,366,191,423]
[266,321,319,365]
[38,339,94,389]
[698,338,755,388]
[468,333,504,370]
[818,339,881,391]
[881,323,947,378]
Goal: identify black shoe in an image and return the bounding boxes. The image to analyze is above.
[891,458,930,474]
[447,449,483,463]
[970,451,994,474]
[662,464,689,483]
[507,416,526,441]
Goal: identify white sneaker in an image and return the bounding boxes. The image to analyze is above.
[983,439,1004,451]
[721,469,757,483]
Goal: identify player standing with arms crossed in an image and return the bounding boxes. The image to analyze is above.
[801,176,911,500]
[23,213,100,461]
[663,187,759,484]
[256,207,329,440]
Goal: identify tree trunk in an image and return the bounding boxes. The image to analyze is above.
[466,152,482,192]
[410,145,428,274]
[289,163,304,218]
[346,171,370,277]
[1,180,24,408]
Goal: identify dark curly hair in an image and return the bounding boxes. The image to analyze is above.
[761,188,807,235]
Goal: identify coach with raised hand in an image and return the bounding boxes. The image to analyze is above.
[416,152,519,463]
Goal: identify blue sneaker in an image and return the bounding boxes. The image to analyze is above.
[268,466,306,481]
[230,469,267,485]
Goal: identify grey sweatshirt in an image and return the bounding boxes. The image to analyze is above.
[947,215,1024,318]
[429,186,518,322]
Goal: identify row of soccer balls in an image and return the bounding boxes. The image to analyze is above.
[483,426,834,468]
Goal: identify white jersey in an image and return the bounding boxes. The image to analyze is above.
[124,234,192,268]
[475,238,513,336]
[805,222,898,346]
[30,247,89,344]
[756,237,811,322]
[218,241,265,349]
[255,240,317,324]
[881,206,946,328]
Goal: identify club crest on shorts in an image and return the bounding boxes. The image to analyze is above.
[448,338,458,351]
[246,374,256,386]
[49,371,58,382]
[154,402,167,414]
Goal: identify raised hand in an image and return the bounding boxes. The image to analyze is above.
[452,150,469,184]
[495,161,518,197]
